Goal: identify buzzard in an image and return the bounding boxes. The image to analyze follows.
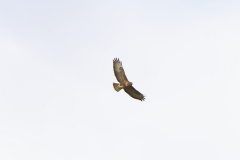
[113,58,145,101]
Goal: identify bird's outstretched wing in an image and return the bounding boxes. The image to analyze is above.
[113,58,129,83]
[124,86,145,101]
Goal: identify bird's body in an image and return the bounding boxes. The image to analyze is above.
[112,58,145,101]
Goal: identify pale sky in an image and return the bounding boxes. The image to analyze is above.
[0,0,240,160]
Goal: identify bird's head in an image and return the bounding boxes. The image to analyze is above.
[124,81,133,86]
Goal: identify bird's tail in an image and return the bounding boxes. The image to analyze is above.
[113,83,123,92]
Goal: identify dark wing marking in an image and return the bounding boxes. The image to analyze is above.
[124,86,145,101]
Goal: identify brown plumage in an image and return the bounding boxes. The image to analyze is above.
[113,58,145,101]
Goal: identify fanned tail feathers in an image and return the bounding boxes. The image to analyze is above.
[113,83,123,92]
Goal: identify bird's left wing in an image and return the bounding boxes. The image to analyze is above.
[124,86,145,101]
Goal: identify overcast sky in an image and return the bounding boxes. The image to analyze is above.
[0,0,240,159]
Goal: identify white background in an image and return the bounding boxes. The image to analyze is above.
[0,0,240,159]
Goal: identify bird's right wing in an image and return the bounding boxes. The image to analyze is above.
[113,58,129,83]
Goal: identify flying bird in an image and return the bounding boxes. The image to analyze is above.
[113,58,145,101]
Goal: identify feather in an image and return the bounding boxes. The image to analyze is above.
[124,86,145,101]
[113,58,128,83]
